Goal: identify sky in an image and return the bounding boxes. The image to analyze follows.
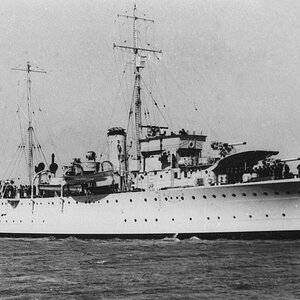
[1,0,300,180]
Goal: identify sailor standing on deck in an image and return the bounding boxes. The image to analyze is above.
[297,164,300,178]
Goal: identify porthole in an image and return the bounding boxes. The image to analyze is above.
[165,197,168,201]
[249,215,252,218]
[144,198,147,202]
[212,195,216,198]
[13,220,15,223]
[76,201,78,204]
[88,201,91,204]
[154,198,157,201]
[172,218,175,221]
[20,220,22,223]
[52,202,54,205]
[192,196,195,200]
[222,194,226,198]
[170,197,173,200]
[134,219,137,222]
[155,218,158,222]
[160,175,163,178]
[203,195,207,199]
[189,217,192,221]
[130,199,133,203]
[43,220,45,223]
[181,196,184,200]
[106,200,109,203]
[68,202,70,204]
[217,216,220,220]
[115,200,118,203]
[124,219,127,222]
[253,193,257,196]
[242,193,246,197]
[263,192,268,196]
[265,214,269,218]
[282,213,286,217]
[233,216,236,219]
[207,217,210,220]
[145,219,147,222]
[232,194,236,197]
[85,201,87,204]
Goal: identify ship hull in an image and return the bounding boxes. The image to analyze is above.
[1,178,300,239]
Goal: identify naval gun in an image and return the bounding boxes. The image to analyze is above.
[278,157,300,163]
[226,142,247,147]
[211,141,247,157]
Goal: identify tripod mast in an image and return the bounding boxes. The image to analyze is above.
[114,5,162,170]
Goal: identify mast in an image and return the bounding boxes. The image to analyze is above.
[114,5,162,170]
[12,61,46,184]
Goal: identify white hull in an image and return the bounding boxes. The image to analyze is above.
[1,178,300,239]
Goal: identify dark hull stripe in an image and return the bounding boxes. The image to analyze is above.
[0,230,299,240]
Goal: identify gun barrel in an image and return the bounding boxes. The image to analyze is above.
[280,157,300,163]
[227,142,247,147]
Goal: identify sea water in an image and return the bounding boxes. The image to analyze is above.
[0,238,299,299]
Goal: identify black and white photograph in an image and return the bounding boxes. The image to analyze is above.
[0,0,299,299]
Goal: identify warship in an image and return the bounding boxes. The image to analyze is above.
[0,6,299,239]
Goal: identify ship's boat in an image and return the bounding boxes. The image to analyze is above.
[0,6,299,239]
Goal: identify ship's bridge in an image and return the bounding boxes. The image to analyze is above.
[140,132,206,172]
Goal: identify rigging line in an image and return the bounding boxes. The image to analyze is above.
[32,130,49,168]
[31,94,62,166]
[140,77,170,128]
[159,59,174,130]
[97,58,129,159]
[126,76,137,133]
[21,137,28,170]
[17,104,26,146]
[3,144,23,179]
[4,148,20,179]
[145,60,160,125]
[1,110,19,162]
[160,60,220,139]
[146,61,174,130]
[112,51,131,110]
[35,110,62,166]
